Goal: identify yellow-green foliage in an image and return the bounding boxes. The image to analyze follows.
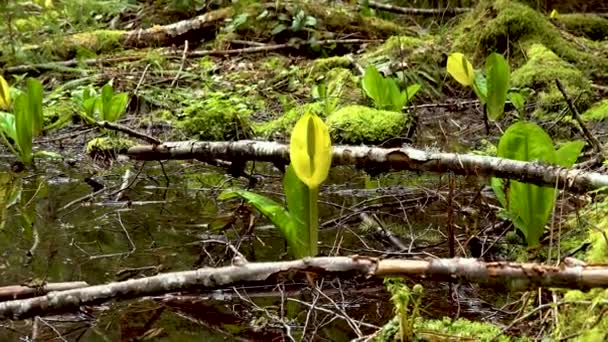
[582,100,608,122]
[176,95,256,140]
[511,44,591,116]
[556,14,608,41]
[326,105,410,145]
[317,67,363,105]
[452,0,605,72]
[254,102,323,139]
[361,35,446,99]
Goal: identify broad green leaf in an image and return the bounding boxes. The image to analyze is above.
[107,93,128,122]
[403,83,421,104]
[271,23,287,35]
[387,78,403,112]
[218,189,293,233]
[100,83,114,121]
[508,92,525,115]
[555,140,585,167]
[26,78,44,136]
[446,53,475,86]
[289,112,332,189]
[496,122,556,246]
[362,65,388,109]
[0,75,10,111]
[0,112,16,142]
[485,53,510,120]
[473,71,487,102]
[82,97,97,117]
[284,164,316,257]
[14,94,33,164]
[490,177,507,208]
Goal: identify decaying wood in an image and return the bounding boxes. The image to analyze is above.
[365,1,471,15]
[0,256,607,320]
[0,282,89,302]
[3,39,375,74]
[122,7,233,48]
[126,140,608,194]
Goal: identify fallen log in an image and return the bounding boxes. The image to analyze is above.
[126,140,608,194]
[0,256,606,320]
[0,281,89,301]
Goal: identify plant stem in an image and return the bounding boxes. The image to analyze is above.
[308,186,319,256]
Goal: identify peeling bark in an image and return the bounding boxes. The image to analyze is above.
[126,140,608,193]
[0,257,607,320]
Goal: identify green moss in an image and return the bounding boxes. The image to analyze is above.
[86,136,135,159]
[582,100,608,121]
[416,317,514,342]
[176,95,254,140]
[254,102,323,139]
[309,56,353,76]
[511,44,591,116]
[326,105,410,145]
[312,67,363,105]
[556,288,608,341]
[452,0,606,74]
[68,30,124,52]
[556,14,608,41]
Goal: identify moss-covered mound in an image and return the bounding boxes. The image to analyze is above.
[254,102,323,139]
[174,95,255,141]
[452,0,607,76]
[556,14,608,41]
[86,136,135,159]
[511,44,592,116]
[582,100,608,122]
[326,105,411,145]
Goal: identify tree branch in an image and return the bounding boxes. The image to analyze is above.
[126,140,608,194]
[0,256,607,320]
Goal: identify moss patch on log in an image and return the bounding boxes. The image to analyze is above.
[326,105,411,145]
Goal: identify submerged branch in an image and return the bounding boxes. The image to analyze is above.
[0,256,607,320]
[126,140,608,194]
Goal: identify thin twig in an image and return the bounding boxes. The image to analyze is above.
[555,79,602,153]
[96,121,161,145]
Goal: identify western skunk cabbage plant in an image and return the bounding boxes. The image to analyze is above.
[219,112,332,258]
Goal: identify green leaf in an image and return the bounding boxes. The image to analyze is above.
[555,140,585,167]
[284,164,315,258]
[387,78,403,112]
[0,112,16,142]
[362,65,388,110]
[490,177,506,208]
[271,23,287,35]
[107,92,128,122]
[26,78,44,136]
[485,53,510,120]
[473,71,487,103]
[496,122,556,246]
[219,189,293,230]
[14,94,33,164]
[82,97,97,117]
[402,83,421,104]
[508,92,525,115]
[100,83,114,121]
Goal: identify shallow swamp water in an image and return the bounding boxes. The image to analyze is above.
[0,106,523,341]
